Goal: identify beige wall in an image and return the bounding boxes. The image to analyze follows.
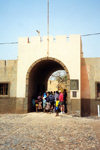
[0,60,17,97]
[1,40,100,116]
[47,80,58,91]
[0,35,82,114]
[17,35,81,99]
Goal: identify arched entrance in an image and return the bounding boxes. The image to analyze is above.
[25,57,70,112]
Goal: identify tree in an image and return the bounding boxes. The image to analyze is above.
[49,70,67,90]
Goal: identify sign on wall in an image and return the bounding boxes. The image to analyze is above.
[70,80,79,90]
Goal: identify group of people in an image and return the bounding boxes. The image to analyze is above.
[32,89,67,116]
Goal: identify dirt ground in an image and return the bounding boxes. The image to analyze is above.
[0,113,100,150]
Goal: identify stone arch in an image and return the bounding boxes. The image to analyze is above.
[25,57,70,112]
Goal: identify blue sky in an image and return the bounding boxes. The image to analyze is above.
[0,0,100,59]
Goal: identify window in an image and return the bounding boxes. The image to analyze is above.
[72,91,77,97]
[0,83,8,96]
[96,83,100,98]
[70,80,79,90]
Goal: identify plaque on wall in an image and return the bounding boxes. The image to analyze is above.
[70,80,79,90]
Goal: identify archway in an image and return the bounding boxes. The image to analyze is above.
[26,57,70,112]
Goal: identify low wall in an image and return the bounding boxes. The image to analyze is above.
[81,99,100,116]
[16,98,28,113]
[0,97,16,113]
[3,97,100,116]
[0,97,27,114]
[69,99,81,116]
[0,97,81,115]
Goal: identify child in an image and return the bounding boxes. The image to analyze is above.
[38,101,42,111]
[37,94,43,112]
[35,99,38,112]
[55,98,60,116]
[45,101,51,112]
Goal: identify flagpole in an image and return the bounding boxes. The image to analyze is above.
[47,0,49,56]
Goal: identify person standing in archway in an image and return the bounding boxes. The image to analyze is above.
[32,98,36,112]
[49,92,55,112]
[63,89,67,113]
[59,90,64,114]
[43,92,47,112]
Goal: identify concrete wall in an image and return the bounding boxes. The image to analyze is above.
[0,44,100,116]
[47,80,58,92]
[0,35,82,114]
[81,58,100,116]
[0,60,17,113]
[17,35,81,99]
[0,60,17,97]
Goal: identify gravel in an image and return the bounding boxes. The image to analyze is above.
[0,113,100,150]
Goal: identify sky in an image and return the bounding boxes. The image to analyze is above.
[0,0,100,59]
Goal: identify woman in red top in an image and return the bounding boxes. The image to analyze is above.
[59,90,64,113]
